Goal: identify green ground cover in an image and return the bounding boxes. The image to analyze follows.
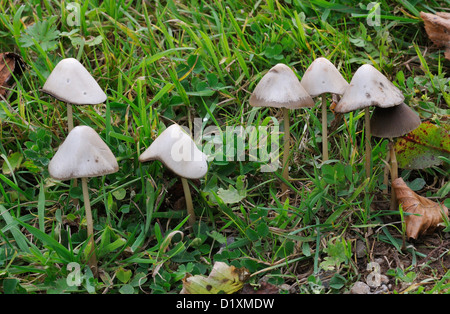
[0,0,449,294]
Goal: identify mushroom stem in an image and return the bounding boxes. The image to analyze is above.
[67,104,74,132]
[364,107,371,178]
[181,177,196,226]
[281,107,290,199]
[389,140,398,210]
[321,94,328,162]
[67,104,79,206]
[383,148,391,195]
[81,177,97,276]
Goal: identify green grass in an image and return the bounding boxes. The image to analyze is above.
[0,0,449,294]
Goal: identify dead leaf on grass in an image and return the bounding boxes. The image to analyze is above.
[180,261,249,294]
[420,11,450,60]
[392,177,449,239]
[0,52,25,96]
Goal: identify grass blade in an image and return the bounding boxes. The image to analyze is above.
[0,206,30,253]
[16,219,74,262]
[38,180,46,233]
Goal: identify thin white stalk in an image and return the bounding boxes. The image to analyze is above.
[281,107,290,199]
[181,177,196,226]
[382,147,391,195]
[67,103,79,206]
[67,104,74,132]
[81,177,97,276]
[389,140,398,211]
[321,94,328,162]
[365,107,371,178]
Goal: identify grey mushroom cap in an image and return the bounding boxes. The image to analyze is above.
[300,57,349,97]
[249,63,314,109]
[370,102,421,138]
[48,125,119,180]
[42,58,107,105]
[334,64,404,113]
[139,124,208,180]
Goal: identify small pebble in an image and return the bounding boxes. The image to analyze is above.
[380,274,389,285]
[350,281,371,294]
[355,240,366,258]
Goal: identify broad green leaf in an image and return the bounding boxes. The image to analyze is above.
[112,188,126,200]
[319,237,350,271]
[257,222,269,238]
[119,284,135,294]
[19,18,60,51]
[207,230,227,244]
[3,278,26,294]
[395,122,450,169]
[217,185,245,204]
[1,152,23,175]
[216,175,247,204]
[329,273,347,290]
[116,267,132,284]
[406,178,426,191]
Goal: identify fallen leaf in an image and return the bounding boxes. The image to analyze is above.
[394,121,450,169]
[180,261,249,294]
[420,11,450,60]
[392,177,449,239]
[0,52,25,96]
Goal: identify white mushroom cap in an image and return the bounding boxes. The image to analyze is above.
[334,64,404,113]
[249,63,314,109]
[49,125,118,180]
[139,124,208,180]
[42,58,107,105]
[300,57,349,97]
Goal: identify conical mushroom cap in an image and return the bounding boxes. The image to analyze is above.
[300,57,349,97]
[334,64,404,113]
[249,63,314,109]
[139,124,208,180]
[370,102,421,138]
[42,58,107,105]
[49,125,118,180]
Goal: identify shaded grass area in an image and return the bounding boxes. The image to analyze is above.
[0,0,449,293]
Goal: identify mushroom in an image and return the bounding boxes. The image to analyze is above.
[370,102,421,210]
[139,124,208,226]
[300,57,349,161]
[48,125,119,275]
[249,63,314,197]
[333,64,404,177]
[42,58,107,202]
[42,57,107,131]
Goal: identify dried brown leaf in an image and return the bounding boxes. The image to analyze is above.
[392,177,449,239]
[0,52,24,96]
[420,11,450,60]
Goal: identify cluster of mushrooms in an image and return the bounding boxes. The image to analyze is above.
[43,58,207,275]
[43,57,421,274]
[250,58,420,206]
